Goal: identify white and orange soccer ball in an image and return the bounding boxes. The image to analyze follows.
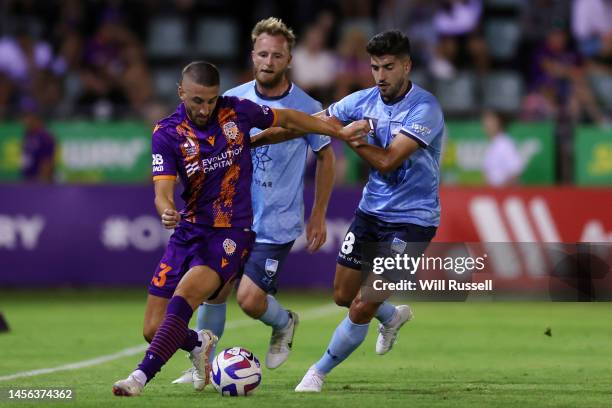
[211,347,262,396]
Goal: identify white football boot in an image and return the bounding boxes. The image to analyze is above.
[190,329,218,391]
[171,366,195,384]
[112,373,145,397]
[375,305,413,355]
[266,311,299,369]
[295,365,326,392]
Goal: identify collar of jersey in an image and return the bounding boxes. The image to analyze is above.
[380,81,413,106]
[253,82,293,101]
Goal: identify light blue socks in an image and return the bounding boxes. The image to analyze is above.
[314,316,369,374]
[375,301,397,325]
[196,303,227,357]
[259,295,290,330]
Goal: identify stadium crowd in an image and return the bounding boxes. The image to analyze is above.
[0,0,610,184]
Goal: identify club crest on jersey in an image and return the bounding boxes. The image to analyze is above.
[182,137,198,158]
[222,121,239,141]
[223,238,237,256]
[265,258,279,277]
[391,237,407,254]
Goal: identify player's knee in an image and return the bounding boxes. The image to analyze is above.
[333,288,353,308]
[237,292,266,318]
[349,299,376,324]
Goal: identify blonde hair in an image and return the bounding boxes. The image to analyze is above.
[251,17,296,51]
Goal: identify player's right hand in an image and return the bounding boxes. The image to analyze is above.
[161,209,180,229]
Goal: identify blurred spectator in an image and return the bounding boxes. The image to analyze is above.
[20,104,56,183]
[481,110,524,187]
[0,73,15,118]
[334,28,373,100]
[76,16,151,119]
[519,0,571,84]
[377,0,437,67]
[430,0,489,79]
[0,24,64,117]
[120,44,154,114]
[0,26,56,83]
[521,0,571,44]
[433,0,481,36]
[32,69,65,117]
[77,19,128,118]
[526,28,608,125]
[572,0,612,63]
[292,23,336,104]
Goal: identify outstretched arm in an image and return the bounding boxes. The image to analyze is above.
[268,109,369,144]
[250,127,302,148]
[251,111,337,147]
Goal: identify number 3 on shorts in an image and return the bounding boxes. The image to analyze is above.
[341,232,355,255]
[152,263,172,287]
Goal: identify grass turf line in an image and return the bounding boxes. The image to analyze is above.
[0,289,610,407]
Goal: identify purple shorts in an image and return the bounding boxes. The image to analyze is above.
[148,220,255,299]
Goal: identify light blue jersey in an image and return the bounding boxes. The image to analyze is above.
[327,83,444,226]
[224,81,331,244]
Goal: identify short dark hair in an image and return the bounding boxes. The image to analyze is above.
[366,30,411,58]
[181,61,220,86]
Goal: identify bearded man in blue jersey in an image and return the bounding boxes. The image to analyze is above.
[173,18,335,384]
[293,30,445,392]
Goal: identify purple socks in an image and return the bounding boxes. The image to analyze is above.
[137,296,196,382]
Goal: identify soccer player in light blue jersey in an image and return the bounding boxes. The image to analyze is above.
[172,18,335,384]
[295,30,445,392]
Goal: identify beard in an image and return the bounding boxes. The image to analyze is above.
[255,68,286,89]
[380,79,409,103]
[186,106,208,127]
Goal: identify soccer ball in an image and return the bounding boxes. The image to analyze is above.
[211,347,261,396]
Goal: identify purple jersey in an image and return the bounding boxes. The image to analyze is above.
[151,96,277,228]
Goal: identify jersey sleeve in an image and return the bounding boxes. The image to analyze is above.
[151,125,178,181]
[399,101,444,147]
[326,91,363,123]
[238,98,277,130]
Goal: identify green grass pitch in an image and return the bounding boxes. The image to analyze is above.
[0,289,610,407]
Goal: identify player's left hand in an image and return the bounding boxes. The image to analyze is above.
[306,213,327,253]
[339,119,371,142]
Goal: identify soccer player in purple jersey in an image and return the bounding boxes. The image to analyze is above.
[112,61,369,397]
[172,18,335,385]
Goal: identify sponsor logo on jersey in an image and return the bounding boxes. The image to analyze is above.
[201,146,244,173]
[410,123,432,136]
[185,162,199,177]
[265,258,279,277]
[222,121,239,141]
[223,238,237,256]
[182,137,198,158]
[152,154,164,172]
